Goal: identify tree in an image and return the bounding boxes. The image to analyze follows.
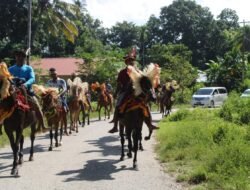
[159,0,216,69]
[108,21,139,48]
[217,8,239,30]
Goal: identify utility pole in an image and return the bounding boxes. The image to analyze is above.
[27,0,32,65]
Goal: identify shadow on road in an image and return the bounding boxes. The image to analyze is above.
[57,159,135,182]
[82,136,121,157]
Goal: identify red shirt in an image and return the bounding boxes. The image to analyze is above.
[117,67,130,90]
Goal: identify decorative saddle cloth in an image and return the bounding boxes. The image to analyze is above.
[0,89,30,123]
[118,95,149,118]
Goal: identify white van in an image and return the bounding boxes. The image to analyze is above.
[191,87,228,107]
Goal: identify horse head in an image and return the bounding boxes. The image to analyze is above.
[0,62,13,100]
[32,84,59,114]
[128,63,161,102]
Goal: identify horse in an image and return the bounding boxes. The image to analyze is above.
[160,80,179,118]
[91,82,113,120]
[0,63,37,176]
[118,63,160,168]
[33,85,64,151]
[67,77,83,133]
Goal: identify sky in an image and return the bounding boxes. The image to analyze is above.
[64,0,250,28]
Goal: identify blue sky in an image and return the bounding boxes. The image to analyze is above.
[64,0,250,28]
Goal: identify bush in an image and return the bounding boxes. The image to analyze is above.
[157,109,250,189]
[168,109,189,121]
[188,167,207,184]
[219,92,250,125]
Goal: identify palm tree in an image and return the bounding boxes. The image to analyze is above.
[33,0,80,43]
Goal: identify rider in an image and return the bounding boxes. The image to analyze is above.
[8,48,47,132]
[47,68,69,112]
[108,48,158,133]
[105,78,113,93]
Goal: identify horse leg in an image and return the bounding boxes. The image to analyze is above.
[126,129,133,158]
[48,128,53,151]
[59,122,63,146]
[11,130,21,176]
[69,113,73,134]
[63,112,68,135]
[54,125,59,147]
[5,130,17,175]
[76,113,79,133]
[139,131,144,151]
[87,111,90,125]
[18,134,24,165]
[119,123,125,161]
[29,123,36,161]
[132,129,139,169]
[82,107,86,127]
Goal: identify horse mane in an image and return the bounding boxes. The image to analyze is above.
[100,83,106,91]
[127,63,161,96]
[165,80,179,91]
[0,62,13,99]
[91,82,100,92]
[32,84,59,97]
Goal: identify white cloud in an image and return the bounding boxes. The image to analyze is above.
[85,0,170,27]
[64,0,250,28]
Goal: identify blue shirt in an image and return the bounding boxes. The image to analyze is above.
[9,64,35,90]
[47,78,67,98]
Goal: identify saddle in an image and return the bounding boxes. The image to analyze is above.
[118,95,149,118]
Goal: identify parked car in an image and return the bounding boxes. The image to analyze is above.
[191,87,228,108]
[240,89,250,98]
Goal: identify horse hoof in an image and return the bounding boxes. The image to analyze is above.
[18,158,24,165]
[59,142,63,146]
[133,163,137,169]
[139,147,144,151]
[55,143,59,147]
[144,136,150,141]
[48,147,52,151]
[11,168,19,176]
[120,157,124,161]
[29,156,34,161]
[127,152,132,158]
[69,131,72,134]
[76,130,78,133]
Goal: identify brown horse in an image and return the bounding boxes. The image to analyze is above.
[33,85,65,151]
[67,77,82,133]
[91,82,113,120]
[160,80,179,117]
[0,64,37,176]
[118,63,160,168]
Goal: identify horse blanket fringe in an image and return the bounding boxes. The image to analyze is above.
[119,96,149,117]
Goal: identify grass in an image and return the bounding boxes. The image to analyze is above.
[0,101,113,148]
[156,108,250,190]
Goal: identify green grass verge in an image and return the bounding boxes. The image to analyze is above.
[156,108,250,190]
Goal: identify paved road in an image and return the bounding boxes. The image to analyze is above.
[0,112,183,190]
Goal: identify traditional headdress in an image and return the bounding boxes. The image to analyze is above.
[123,47,136,62]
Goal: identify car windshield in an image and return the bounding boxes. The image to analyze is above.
[243,90,250,95]
[195,89,213,95]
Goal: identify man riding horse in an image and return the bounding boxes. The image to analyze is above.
[108,48,159,133]
[8,48,47,132]
[47,68,68,134]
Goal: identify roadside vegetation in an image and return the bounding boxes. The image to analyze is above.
[156,95,250,190]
